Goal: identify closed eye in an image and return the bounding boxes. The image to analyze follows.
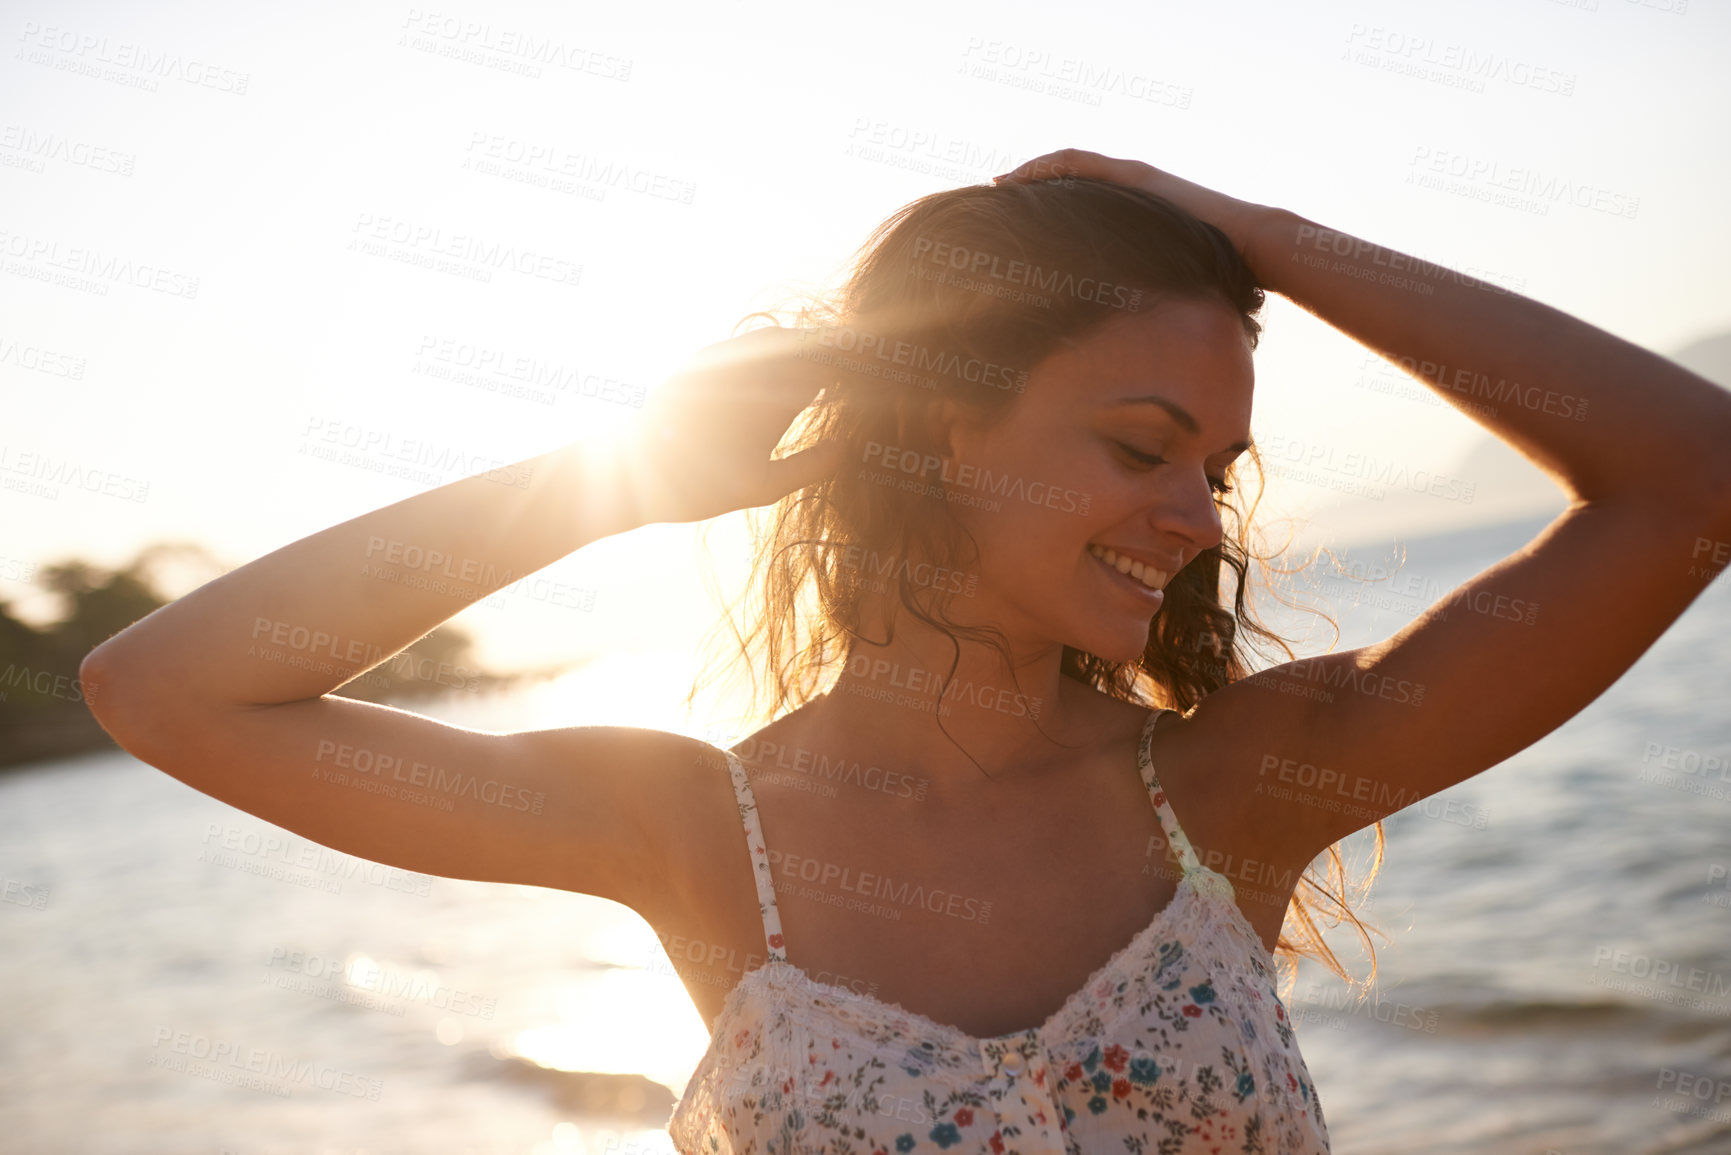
[1114,442,1234,495]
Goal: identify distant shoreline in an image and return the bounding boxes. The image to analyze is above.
[0,667,562,777]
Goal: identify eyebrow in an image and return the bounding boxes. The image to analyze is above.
[1112,395,1252,454]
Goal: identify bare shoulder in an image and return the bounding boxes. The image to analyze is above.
[526,723,746,926]
[1146,684,1309,850]
[1138,689,1319,937]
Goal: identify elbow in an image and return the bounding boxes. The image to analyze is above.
[78,646,114,719]
[78,644,153,751]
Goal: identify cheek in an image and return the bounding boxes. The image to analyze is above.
[948,426,1110,582]
[960,502,1100,599]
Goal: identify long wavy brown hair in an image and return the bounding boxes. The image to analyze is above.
[689,176,1385,1000]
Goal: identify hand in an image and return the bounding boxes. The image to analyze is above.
[621,326,849,525]
[993,148,1274,277]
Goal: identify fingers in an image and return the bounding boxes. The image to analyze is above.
[992,148,1092,185]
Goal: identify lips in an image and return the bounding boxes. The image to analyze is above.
[1087,543,1170,590]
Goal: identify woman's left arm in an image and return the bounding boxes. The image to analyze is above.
[1001,149,1731,869]
[1244,205,1731,508]
[998,148,1731,504]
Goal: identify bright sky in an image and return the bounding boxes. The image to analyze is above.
[6,0,1727,683]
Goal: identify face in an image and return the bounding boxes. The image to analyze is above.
[940,298,1255,663]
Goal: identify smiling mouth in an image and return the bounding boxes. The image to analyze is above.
[1087,543,1169,590]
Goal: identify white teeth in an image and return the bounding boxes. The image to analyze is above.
[1089,544,1168,590]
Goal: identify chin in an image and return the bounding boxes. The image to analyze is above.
[1074,616,1157,664]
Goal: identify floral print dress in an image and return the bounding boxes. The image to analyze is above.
[668,708,1331,1155]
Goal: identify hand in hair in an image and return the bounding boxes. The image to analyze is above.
[993,148,1274,276]
[619,326,849,525]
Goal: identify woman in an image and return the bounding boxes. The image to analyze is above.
[81,148,1731,1153]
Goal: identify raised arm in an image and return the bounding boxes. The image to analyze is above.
[78,326,845,911]
[1232,200,1731,862]
[999,150,1731,871]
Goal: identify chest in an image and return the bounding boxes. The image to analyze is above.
[660,748,1295,1040]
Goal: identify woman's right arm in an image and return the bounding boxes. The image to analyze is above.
[79,326,846,917]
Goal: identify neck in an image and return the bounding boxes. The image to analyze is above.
[814,594,1115,795]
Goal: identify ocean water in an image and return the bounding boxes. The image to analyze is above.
[3,512,1728,1155]
[1261,515,1731,1154]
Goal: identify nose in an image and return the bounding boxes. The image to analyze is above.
[1148,473,1225,558]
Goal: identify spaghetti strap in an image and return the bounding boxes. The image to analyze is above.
[1138,707,1204,877]
[721,710,1192,965]
[718,747,787,964]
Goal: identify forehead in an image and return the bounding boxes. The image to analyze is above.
[1030,299,1255,426]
